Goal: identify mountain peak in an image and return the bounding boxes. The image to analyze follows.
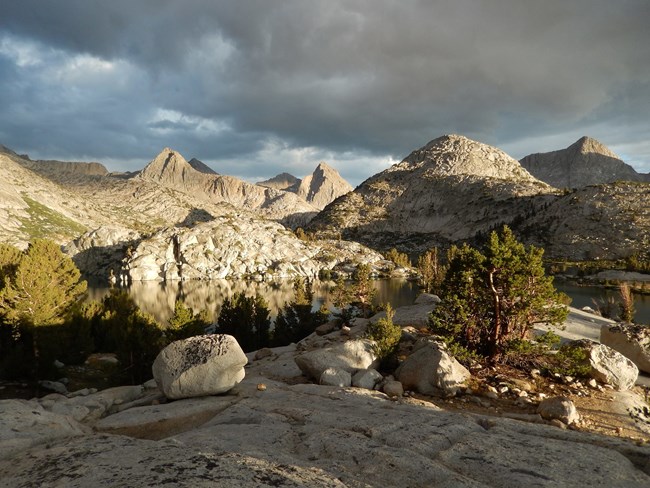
[188,158,218,175]
[520,137,640,188]
[398,134,540,183]
[569,136,619,159]
[139,148,198,184]
[296,162,353,210]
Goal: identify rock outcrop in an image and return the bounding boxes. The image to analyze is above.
[64,225,141,278]
[295,162,353,210]
[2,299,650,486]
[3,348,649,486]
[153,335,248,399]
[122,215,386,281]
[520,136,646,188]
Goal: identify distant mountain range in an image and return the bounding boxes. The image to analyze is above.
[0,135,648,272]
[308,135,649,261]
[257,163,353,210]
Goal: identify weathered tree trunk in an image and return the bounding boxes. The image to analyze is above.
[488,269,501,359]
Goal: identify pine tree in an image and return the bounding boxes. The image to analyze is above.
[417,247,446,293]
[217,292,271,352]
[167,300,209,342]
[0,239,87,375]
[353,264,376,318]
[430,226,568,360]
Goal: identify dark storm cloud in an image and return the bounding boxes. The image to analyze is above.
[1,0,649,183]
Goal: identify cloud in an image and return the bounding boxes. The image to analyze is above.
[1,0,649,184]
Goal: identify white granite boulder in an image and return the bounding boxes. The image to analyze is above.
[601,323,650,374]
[566,339,639,391]
[395,341,470,397]
[294,339,378,381]
[153,334,247,399]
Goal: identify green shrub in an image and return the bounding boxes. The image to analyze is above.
[551,344,592,378]
[385,248,411,268]
[366,304,401,359]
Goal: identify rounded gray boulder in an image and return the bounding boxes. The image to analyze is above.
[153,335,247,400]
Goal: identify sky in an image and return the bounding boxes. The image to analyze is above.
[1,1,649,186]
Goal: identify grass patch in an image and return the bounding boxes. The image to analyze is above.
[18,194,87,240]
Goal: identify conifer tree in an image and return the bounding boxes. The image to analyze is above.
[430,226,568,360]
[166,300,209,342]
[217,292,271,352]
[0,239,87,373]
[353,264,376,318]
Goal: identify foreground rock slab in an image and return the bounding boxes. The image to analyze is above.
[2,382,649,487]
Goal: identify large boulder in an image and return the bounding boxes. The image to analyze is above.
[566,339,639,391]
[294,339,378,381]
[153,335,247,399]
[601,323,650,374]
[395,341,470,397]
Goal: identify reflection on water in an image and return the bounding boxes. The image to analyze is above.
[86,278,421,325]
[555,283,650,324]
[86,278,648,327]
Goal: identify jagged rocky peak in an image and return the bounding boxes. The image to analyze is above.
[139,148,198,184]
[520,136,643,188]
[296,162,354,210]
[393,134,540,183]
[188,158,218,175]
[257,172,301,191]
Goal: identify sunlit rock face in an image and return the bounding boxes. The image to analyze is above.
[138,148,319,226]
[295,162,353,210]
[122,215,386,282]
[520,136,646,189]
[309,134,555,251]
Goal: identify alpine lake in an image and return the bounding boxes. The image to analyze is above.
[86,277,650,326]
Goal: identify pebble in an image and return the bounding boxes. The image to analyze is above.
[588,379,597,388]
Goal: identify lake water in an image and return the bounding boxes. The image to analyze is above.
[86,278,649,325]
[86,278,421,325]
